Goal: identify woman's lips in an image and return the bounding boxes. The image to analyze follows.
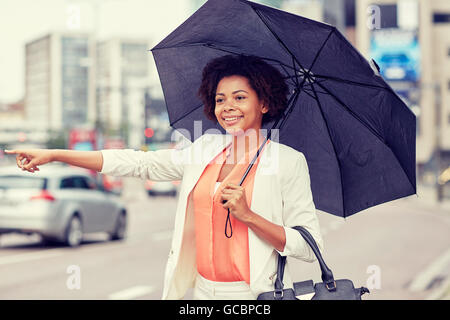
[223,116,243,126]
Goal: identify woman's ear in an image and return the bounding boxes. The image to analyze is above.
[261,105,269,114]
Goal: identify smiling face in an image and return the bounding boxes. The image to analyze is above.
[214,75,268,136]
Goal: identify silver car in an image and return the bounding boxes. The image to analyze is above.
[0,164,127,247]
[145,180,179,197]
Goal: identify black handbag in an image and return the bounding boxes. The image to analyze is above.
[257,226,370,300]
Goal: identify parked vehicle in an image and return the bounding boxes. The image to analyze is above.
[145,180,180,197]
[0,164,127,247]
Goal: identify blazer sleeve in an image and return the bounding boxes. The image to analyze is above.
[275,152,324,262]
[99,137,196,181]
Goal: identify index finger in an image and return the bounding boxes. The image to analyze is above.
[224,183,241,189]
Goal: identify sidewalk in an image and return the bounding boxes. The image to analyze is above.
[397,184,450,213]
[399,184,450,300]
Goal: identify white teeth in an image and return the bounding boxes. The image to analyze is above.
[224,116,242,121]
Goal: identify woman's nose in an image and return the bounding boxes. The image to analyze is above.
[224,102,236,110]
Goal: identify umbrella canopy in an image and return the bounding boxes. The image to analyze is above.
[150,0,416,218]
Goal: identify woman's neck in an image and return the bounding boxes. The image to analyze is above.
[227,131,266,164]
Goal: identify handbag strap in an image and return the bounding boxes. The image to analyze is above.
[275,226,336,292]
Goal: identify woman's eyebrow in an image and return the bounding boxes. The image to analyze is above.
[216,90,248,96]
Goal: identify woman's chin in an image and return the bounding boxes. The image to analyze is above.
[225,127,245,135]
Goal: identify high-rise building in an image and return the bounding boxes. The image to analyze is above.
[281,0,324,21]
[96,37,153,148]
[25,32,96,131]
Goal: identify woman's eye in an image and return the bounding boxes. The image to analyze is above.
[236,96,246,100]
[216,98,223,103]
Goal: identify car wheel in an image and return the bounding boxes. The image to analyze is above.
[64,215,83,247]
[111,211,127,241]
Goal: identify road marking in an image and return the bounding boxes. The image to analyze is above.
[108,285,155,300]
[409,248,450,292]
[426,278,450,300]
[0,249,64,266]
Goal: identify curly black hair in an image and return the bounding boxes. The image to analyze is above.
[197,54,289,126]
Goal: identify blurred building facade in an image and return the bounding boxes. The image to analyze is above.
[24,34,154,149]
[96,37,153,148]
[25,33,96,132]
[0,99,25,122]
[356,0,450,197]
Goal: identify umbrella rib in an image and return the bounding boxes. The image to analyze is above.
[150,42,208,51]
[201,43,302,75]
[169,102,204,127]
[250,6,309,75]
[300,80,328,99]
[314,81,386,144]
[314,75,415,116]
[284,70,415,123]
[313,74,390,90]
[278,62,299,88]
[284,74,389,91]
[308,28,335,72]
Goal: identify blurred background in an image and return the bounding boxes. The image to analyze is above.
[0,0,449,301]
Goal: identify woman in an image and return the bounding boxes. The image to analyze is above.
[5,54,323,300]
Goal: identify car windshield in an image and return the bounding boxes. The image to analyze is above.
[0,175,46,190]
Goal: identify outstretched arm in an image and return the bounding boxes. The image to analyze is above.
[52,150,103,172]
[4,149,103,173]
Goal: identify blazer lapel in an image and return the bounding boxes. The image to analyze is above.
[248,141,279,285]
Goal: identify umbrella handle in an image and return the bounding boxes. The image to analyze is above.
[224,136,270,239]
[225,209,233,238]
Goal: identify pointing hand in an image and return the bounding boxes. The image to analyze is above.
[4,149,54,173]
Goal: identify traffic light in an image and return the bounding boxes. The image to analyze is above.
[144,128,154,144]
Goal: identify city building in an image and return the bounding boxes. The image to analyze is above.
[96,37,153,148]
[282,0,324,21]
[24,32,96,132]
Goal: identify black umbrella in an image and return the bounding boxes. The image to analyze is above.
[150,0,416,221]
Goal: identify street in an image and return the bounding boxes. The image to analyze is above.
[0,177,449,300]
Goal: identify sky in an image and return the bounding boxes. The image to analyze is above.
[0,0,194,104]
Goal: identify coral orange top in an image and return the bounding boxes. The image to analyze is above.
[192,138,270,284]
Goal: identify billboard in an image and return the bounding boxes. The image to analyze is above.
[370,29,420,82]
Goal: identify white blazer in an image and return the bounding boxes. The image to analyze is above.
[100,133,323,300]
